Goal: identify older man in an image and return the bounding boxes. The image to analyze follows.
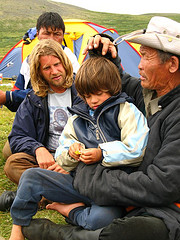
[12,16,180,240]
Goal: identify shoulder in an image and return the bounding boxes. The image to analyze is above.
[64,46,76,57]
[70,84,83,105]
[20,56,30,73]
[120,101,142,116]
[26,89,43,105]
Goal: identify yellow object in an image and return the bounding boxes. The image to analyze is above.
[75,150,81,155]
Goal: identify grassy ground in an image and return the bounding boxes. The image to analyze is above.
[0,0,180,58]
[0,80,66,239]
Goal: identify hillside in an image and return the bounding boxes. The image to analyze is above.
[0,0,180,59]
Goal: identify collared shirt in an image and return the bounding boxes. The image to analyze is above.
[143,89,162,118]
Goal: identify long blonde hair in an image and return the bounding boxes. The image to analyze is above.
[29,39,73,97]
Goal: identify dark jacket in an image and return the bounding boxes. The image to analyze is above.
[73,76,180,239]
[68,92,132,147]
[8,84,81,157]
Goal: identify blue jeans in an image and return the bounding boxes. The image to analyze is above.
[11,168,124,230]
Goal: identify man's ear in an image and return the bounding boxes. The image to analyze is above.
[169,56,179,73]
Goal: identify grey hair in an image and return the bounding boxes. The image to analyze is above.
[157,49,180,70]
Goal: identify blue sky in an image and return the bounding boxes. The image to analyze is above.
[52,0,180,15]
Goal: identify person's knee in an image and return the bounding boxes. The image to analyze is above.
[20,168,40,182]
[99,216,169,240]
[4,154,24,184]
[4,155,14,177]
[4,153,38,184]
[2,140,12,160]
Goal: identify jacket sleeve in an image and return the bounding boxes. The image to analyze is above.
[5,88,30,112]
[55,115,85,172]
[8,96,44,156]
[5,58,31,112]
[100,102,149,167]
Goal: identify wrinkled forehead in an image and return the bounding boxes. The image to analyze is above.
[140,45,158,54]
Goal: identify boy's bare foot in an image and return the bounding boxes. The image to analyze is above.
[46,202,85,217]
[9,225,25,240]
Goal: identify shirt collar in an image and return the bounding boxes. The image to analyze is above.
[143,89,162,118]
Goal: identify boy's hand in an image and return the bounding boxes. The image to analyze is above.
[79,148,102,164]
[69,142,83,160]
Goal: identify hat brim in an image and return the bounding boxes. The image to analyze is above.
[124,31,180,55]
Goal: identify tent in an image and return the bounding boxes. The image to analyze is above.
[0,19,141,79]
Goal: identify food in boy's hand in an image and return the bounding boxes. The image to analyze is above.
[75,150,81,155]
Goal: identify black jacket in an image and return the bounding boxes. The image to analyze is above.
[74,72,180,239]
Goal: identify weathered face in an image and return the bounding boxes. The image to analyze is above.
[138,45,171,96]
[37,26,64,44]
[39,55,66,93]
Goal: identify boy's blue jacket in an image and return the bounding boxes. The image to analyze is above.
[8,84,81,156]
[55,91,149,180]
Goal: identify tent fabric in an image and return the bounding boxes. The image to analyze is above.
[0,19,141,79]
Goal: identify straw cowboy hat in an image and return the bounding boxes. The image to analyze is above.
[114,16,180,55]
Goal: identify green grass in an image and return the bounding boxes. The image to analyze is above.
[0,0,180,59]
[0,0,180,238]
[0,80,66,239]
[0,80,15,239]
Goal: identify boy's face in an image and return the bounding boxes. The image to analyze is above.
[84,91,111,110]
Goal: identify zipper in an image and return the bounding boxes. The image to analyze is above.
[79,115,106,142]
[96,113,107,143]
[96,128,100,140]
[72,104,114,143]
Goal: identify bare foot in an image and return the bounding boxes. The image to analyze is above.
[9,225,25,240]
[46,202,85,217]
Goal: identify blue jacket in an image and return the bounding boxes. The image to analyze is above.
[55,92,149,188]
[8,84,81,157]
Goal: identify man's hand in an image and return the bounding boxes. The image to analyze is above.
[35,147,55,169]
[82,35,117,58]
[79,148,102,164]
[47,162,69,174]
[0,90,6,105]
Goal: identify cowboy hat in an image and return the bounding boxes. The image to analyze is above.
[113,16,180,55]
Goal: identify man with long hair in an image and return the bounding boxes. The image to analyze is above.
[0,39,81,211]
